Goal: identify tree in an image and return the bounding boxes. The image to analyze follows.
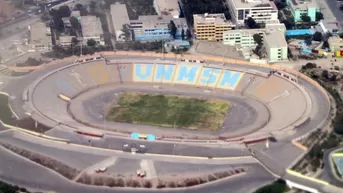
[71,37,79,47]
[89,1,97,15]
[301,15,311,23]
[275,0,287,10]
[186,29,192,40]
[58,5,71,18]
[253,34,262,46]
[246,17,260,29]
[121,24,131,41]
[74,4,88,16]
[316,12,324,22]
[181,29,185,40]
[87,39,97,47]
[168,20,177,39]
[321,70,329,79]
[313,32,323,42]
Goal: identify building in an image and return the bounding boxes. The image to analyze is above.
[223,23,287,61]
[80,16,105,45]
[110,3,130,42]
[328,36,343,52]
[154,0,180,18]
[286,0,319,22]
[315,20,339,34]
[193,13,235,41]
[223,23,286,48]
[28,22,52,52]
[227,0,278,25]
[131,15,187,41]
[58,36,75,47]
[263,30,288,62]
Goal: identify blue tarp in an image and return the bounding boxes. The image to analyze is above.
[146,134,156,141]
[301,48,312,54]
[286,29,313,36]
[130,133,140,139]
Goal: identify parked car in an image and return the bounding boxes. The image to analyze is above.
[95,167,107,173]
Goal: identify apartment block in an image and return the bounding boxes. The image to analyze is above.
[28,22,52,52]
[110,3,130,42]
[223,23,286,48]
[80,16,105,45]
[286,0,319,22]
[193,13,235,41]
[154,0,180,18]
[227,0,278,25]
[263,30,288,62]
[131,15,187,41]
[223,23,287,61]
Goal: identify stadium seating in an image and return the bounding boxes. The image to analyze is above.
[87,63,109,84]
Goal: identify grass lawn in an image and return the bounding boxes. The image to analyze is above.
[106,92,231,131]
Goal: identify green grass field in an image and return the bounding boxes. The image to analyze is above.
[106,92,231,131]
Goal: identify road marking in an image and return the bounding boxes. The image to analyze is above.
[73,156,117,181]
[140,159,157,179]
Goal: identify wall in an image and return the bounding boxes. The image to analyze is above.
[132,63,244,90]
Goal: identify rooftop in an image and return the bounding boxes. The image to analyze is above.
[80,16,103,37]
[59,36,74,43]
[230,0,277,9]
[110,3,130,32]
[193,13,234,25]
[264,30,287,48]
[154,0,180,18]
[288,0,318,9]
[328,36,343,46]
[133,15,187,29]
[29,22,52,45]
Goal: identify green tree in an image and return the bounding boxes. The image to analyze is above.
[181,29,185,40]
[121,24,132,41]
[87,39,97,47]
[316,12,324,22]
[246,17,260,29]
[253,34,262,46]
[168,20,177,39]
[321,70,329,79]
[301,15,311,23]
[313,32,323,42]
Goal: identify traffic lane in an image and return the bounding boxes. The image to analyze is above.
[0,145,274,193]
[101,136,250,157]
[48,127,251,158]
[325,0,343,29]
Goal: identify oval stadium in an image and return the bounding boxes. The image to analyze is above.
[0,51,337,193]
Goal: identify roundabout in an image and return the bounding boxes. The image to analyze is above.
[0,51,336,193]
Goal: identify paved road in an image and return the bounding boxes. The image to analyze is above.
[0,145,274,193]
[324,0,343,29]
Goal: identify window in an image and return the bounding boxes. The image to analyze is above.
[238,10,244,20]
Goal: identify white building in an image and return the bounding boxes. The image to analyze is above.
[223,23,287,61]
[110,3,131,42]
[263,30,288,62]
[227,0,278,25]
[28,22,52,52]
[154,0,180,18]
[58,36,75,47]
[80,16,104,45]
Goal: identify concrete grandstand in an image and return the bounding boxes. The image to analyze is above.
[0,51,338,193]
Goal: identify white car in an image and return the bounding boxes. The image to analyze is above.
[95,167,107,173]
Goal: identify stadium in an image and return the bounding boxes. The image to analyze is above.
[0,51,337,193]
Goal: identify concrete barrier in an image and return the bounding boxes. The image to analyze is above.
[286,169,329,185]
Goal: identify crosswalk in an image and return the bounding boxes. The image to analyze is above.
[0,65,12,76]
